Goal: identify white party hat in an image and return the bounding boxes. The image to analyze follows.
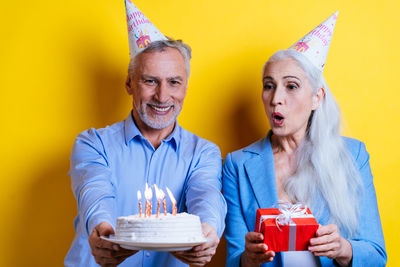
[125,0,167,57]
[289,11,339,71]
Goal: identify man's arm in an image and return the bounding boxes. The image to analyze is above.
[184,142,227,236]
[70,129,116,236]
[173,142,227,266]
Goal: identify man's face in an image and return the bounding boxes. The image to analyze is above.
[126,47,188,131]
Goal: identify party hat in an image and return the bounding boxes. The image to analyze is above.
[125,0,167,57]
[289,11,339,71]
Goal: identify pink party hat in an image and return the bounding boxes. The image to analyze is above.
[125,0,167,57]
[289,11,339,71]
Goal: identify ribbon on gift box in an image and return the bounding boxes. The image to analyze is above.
[258,201,314,251]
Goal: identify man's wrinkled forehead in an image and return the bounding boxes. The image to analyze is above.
[133,48,188,80]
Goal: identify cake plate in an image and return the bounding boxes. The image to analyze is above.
[101,236,207,251]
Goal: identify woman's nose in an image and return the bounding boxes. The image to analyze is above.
[271,87,285,105]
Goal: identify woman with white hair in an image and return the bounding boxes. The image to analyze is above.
[223,12,386,267]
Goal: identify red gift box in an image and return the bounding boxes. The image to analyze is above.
[255,203,319,252]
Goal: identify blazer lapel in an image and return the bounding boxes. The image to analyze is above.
[243,136,278,209]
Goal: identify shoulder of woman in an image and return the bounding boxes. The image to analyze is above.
[341,136,370,168]
[225,137,269,163]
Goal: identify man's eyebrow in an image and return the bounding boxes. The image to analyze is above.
[168,76,183,81]
[283,75,300,81]
[141,74,159,80]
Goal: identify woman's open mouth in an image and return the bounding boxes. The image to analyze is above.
[272,112,285,126]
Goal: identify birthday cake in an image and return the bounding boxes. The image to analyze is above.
[115,212,206,243]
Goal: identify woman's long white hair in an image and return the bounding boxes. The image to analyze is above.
[264,49,363,238]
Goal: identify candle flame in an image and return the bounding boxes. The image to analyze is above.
[145,183,152,200]
[154,184,160,200]
[166,187,176,204]
[137,190,142,200]
[159,189,165,199]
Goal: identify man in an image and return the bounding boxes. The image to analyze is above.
[64,1,226,266]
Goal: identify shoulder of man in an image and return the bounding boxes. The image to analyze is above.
[179,126,220,153]
[77,120,125,141]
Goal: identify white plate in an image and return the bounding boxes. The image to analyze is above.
[101,236,207,251]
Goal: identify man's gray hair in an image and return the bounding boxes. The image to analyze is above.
[263,49,363,239]
[128,38,192,78]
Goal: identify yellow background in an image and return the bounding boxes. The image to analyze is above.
[1,0,399,266]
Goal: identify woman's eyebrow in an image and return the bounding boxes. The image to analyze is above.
[263,76,274,81]
[283,75,300,81]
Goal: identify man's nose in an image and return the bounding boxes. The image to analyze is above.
[154,82,169,103]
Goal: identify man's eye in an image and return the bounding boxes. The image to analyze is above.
[170,80,180,85]
[144,80,155,84]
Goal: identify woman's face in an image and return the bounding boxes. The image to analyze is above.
[262,57,322,138]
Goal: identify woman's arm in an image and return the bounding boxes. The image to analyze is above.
[223,153,275,266]
[309,141,386,266]
[347,142,386,266]
[223,153,249,266]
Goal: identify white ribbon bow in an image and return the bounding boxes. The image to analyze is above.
[275,201,308,231]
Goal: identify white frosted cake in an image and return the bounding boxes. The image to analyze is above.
[115,212,206,243]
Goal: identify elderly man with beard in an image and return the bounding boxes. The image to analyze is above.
[64,39,227,267]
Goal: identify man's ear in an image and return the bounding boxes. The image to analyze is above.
[125,75,133,95]
[312,87,325,110]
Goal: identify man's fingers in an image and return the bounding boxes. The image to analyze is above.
[173,253,212,266]
[175,247,216,258]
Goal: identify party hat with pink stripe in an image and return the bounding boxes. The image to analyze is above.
[289,11,339,71]
[125,0,167,57]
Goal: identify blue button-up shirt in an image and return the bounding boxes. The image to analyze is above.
[65,113,227,267]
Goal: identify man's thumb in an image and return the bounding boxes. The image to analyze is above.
[97,222,115,237]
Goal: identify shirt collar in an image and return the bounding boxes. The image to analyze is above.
[124,111,180,150]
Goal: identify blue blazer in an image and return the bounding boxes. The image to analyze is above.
[223,133,386,267]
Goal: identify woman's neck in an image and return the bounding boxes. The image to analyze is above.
[271,130,306,155]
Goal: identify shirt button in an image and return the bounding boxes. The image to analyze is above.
[146,252,150,257]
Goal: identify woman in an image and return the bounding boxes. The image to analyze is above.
[223,13,386,267]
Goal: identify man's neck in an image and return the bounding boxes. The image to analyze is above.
[131,112,175,149]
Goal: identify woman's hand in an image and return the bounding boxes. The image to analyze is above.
[241,232,275,267]
[308,224,353,266]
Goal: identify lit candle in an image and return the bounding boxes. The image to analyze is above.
[137,190,142,217]
[154,184,161,218]
[144,183,153,217]
[166,187,177,215]
[159,189,167,216]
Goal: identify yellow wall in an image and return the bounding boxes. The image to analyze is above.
[1,0,399,266]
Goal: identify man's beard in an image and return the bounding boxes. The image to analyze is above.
[135,101,182,130]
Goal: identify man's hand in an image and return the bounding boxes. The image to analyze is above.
[88,222,138,266]
[308,224,352,266]
[241,232,275,267]
[172,222,219,266]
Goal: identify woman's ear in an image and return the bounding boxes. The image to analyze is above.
[125,75,133,95]
[312,87,325,110]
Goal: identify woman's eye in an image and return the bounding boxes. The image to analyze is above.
[263,84,274,90]
[287,83,298,90]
